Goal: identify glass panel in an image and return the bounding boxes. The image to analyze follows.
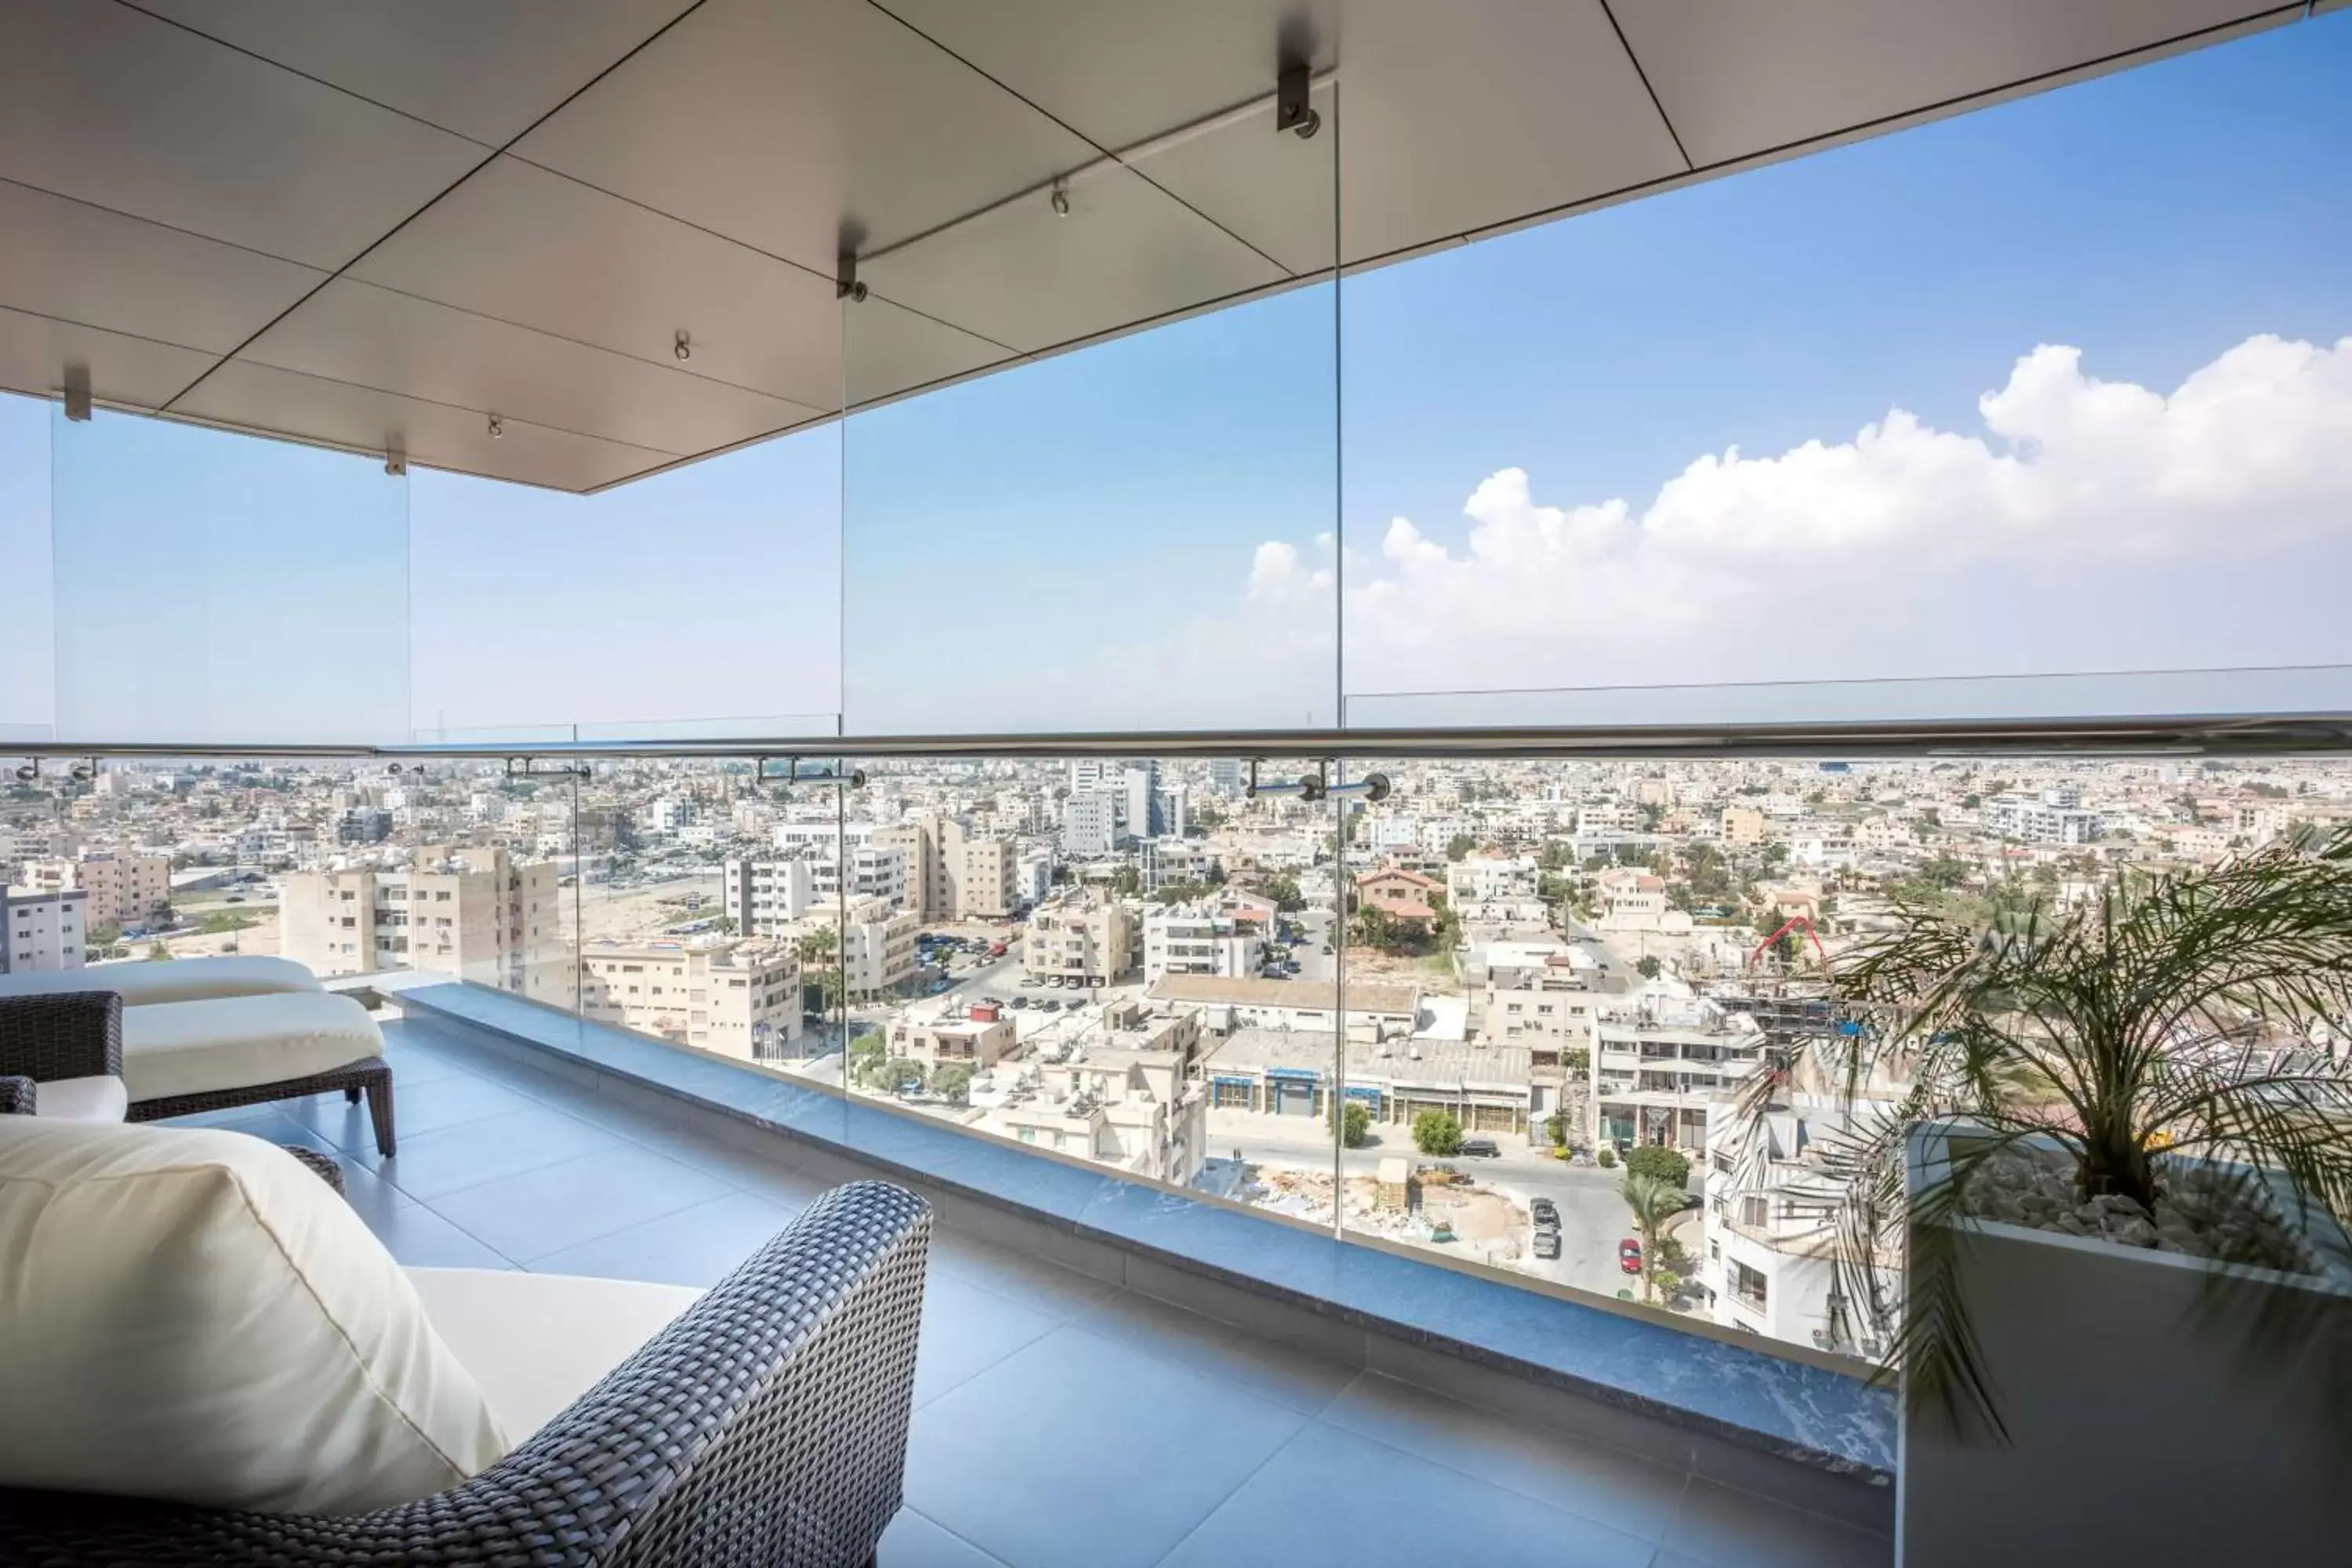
[840,78,1340,735]
[49,408,408,743]
[405,430,843,744]
[0,391,53,742]
[1338,20,2352,727]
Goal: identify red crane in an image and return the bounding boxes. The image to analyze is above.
[1746,913,1828,973]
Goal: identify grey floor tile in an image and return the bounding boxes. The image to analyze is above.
[426,1145,733,1262]
[377,1045,468,1088]
[906,1324,1309,1568]
[372,1105,625,1202]
[927,1229,1122,1319]
[913,1271,1061,1409]
[284,1071,543,1157]
[1157,1419,1654,1568]
[661,1135,832,1209]
[356,1187,516,1270]
[1321,1370,1689,1542]
[1073,1286,1357,1417]
[876,1510,1011,1568]
[528,1189,800,1287]
[1661,1479,1892,1568]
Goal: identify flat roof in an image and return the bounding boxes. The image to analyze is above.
[1149,972,1419,1017]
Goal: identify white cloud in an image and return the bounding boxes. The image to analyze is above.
[1295,332,2352,699]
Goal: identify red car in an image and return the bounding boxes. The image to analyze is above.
[1617,1239,1643,1275]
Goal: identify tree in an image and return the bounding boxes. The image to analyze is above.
[1621,1172,1685,1305]
[1595,1144,1617,1169]
[1445,833,1477,862]
[1635,955,1662,979]
[1428,890,1461,953]
[1624,1145,1691,1189]
[846,1033,887,1087]
[1109,863,1142,898]
[932,1063,974,1105]
[1260,873,1305,912]
[1329,1098,1372,1149]
[1352,903,1399,952]
[1411,1109,1463,1156]
[143,942,173,961]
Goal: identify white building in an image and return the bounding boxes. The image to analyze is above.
[3,887,88,973]
[15,851,171,932]
[1592,990,1768,1151]
[279,845,572,1006]
[1985,791,2101,845]
[1697,1102,1893,1357]
[580,938,802,1061]
[723,857,819,931]
[1142,905,1263,985]
[1062,792,1120,858]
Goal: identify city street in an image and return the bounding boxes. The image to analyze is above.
[1203,1112,1640,1301]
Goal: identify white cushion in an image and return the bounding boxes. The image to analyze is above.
[121,991,382,1102]
[30,1074,127,1123]
[0,1119,507,1514]
[405,1269,703,1444]
[0,955,323,1007]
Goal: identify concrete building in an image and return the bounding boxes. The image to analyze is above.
[1985,791,2101,845]
[1137,837,1219,893]
[783,895,920,1002]
[1209,759,1244,795]
[3,887,88,973]
[1355,866,1443,930]
[580,938,802,1061]
[995,1004,1208,1187]
[724,856,820,932]
[1123,762,1162,840]
[1592,992,1769,1152]
[1024,891,1134,987]
[280,844,572,1007]
[16,851,170,931]
[1062,791,1119,858]
[1199,1025,1534,1137]
[1142,905,1263,985]
[1147,973,1420,1043]
[1697,1102,1892,1356]
[876,813,1018,922]
[886,1009,1018,1076]
[1721,804,1769,847]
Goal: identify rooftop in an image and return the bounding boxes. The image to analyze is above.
[1150,973,1421,1017]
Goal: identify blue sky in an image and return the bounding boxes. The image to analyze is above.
[6,11,2350,741]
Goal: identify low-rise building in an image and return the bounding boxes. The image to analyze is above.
[993,1004,1207,1186]
[581,938,803,1060]
[1141,904,1263,984]
[887,1009,1018,1075]
[1592,991,1768,1151]
[16,851,171,931]
[1024,891,1134,986]
[782,895,920,1002]
[1198,1025,1534,1137]
[280,844,572,1005]
[1355,866,1443,930]
[1147,973,1420,1043]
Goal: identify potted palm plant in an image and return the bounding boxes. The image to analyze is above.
[1753,826,2352,1566]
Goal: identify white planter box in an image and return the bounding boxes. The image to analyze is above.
[1898,1125,2352,1565]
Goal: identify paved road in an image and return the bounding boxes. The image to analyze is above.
[1205,1113,1639,1299]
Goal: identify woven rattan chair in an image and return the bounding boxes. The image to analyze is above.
[0,1179,931,1566]
[0,990,122,1118]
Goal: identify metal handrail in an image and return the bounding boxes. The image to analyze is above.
[5,710,2352,763]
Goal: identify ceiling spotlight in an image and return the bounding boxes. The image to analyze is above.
[487,413,504,440]
[1050,183,1070,218]
[674,329,692,362]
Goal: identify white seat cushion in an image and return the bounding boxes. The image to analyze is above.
[0,1119,507,1514]
[121,991,382,1102]
[405,1269,703,1444]
[30,1074,127,1123]
[0,955,322,1007]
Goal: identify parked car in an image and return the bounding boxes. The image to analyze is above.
[1040,999,1062,1013]
[1010,996,1029,1010]
[1460,1135,1500,1158]
[1530,1197,1559,1226]
[1531,1228,1562,1260]
[1617,1239,1643,1275]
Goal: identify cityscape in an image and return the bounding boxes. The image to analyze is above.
[10,748,2347,1360]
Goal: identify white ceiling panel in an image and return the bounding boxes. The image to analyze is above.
[844,297,1016,410]
[513,0,1099,278]
[0,307,218,409]
[0,179,325,356]
[350,156,844,412]
[173,360,678,492]
[1611,0,2296,168]
[1334,0,1689,265]
[227,278,822,456]
[858,164,1287,355]
[1126,78,1338,278]
[126,0,697,147]
[876,0,1339,152]
[0,0,486,270]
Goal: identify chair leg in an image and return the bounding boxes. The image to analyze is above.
[344,1086,361,1104]
[364,1073,396,1157]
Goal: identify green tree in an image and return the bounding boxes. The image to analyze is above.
[1595,1144,1616,1169]
[1352,903,1399,951]
[1109,863,1142,898]
[1410,1109,1463,1156]
[846,1033,887,1087]
[932,1063,974,1105]
[1445,833,1477,862]
[1259,873,1305,912]
[1621,1172,1685,1305]
[1328,1098,1372,1149]
[143,942,173,961]
[1635,955,1662,979]
[1624,1145,1691,1189]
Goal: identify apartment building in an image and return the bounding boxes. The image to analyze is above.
[877,813,1020,921]
[580,938,802,1061]
[1062,792,1119,857]
[1984,790,2102,845]
[280,844,572,1007]
[1447,855,1537,904]
[723,856,818,933]
[2,887,87,973]
[993,1005,1208,1186]
[1720,804,1769,846]
[1023,891,1134,986]
[1142,905,1263,985]
[1592,992,1768,1151]
[1137,837,1218,893]
[781,895,920,1002]
[15,851,171,931]
[1697,1102,1890,1356]
[887,1009,1018,1075]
